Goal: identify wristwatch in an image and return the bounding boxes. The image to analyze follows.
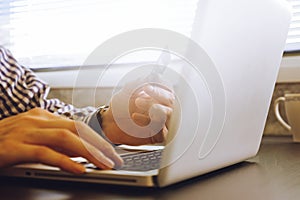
[95,105,115,145]
[96,105,109,128]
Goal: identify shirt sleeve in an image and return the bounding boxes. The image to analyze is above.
[0,46,115,144]
[0,45,97,123]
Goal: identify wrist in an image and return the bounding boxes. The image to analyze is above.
[89,105,114,145]
[95,105,116,145]
[96,105,109,127]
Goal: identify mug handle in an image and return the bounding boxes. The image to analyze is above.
[274,97,291,131]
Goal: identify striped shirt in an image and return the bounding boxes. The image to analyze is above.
[0,45,101,132]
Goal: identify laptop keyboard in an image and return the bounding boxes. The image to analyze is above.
[120,150,162,171]
[78,149,163,172]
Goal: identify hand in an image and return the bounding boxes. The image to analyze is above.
[0,108,123,174]
[101,83,175,146]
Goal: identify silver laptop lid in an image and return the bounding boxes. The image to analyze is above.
[157,0,291,187]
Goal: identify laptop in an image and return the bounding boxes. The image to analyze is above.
[0,0,291,187]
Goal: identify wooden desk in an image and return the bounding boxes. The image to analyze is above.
[1,136,300,200]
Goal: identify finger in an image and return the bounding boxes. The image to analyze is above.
[132,110,169,144]
[22,128,117,169]
[143,84,175,107]
[145,125,168,144]
[149,104,173,122]
[73,122,124,168]
[48,146,79,157]
[134,96,155,113]
[18,119,124,168]
[12,143,86,174]
[132,113,151,126]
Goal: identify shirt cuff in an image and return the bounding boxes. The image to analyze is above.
[86,106,115,146]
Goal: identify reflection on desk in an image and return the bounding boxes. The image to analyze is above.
[0,136,300,200]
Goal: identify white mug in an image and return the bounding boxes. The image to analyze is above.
[274,93,300,142]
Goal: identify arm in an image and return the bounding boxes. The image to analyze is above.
[0,46,122,173]
[0,45,174,172]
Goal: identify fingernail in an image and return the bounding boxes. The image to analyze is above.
[103,158,115,169]
[144,84,154,92]
[93,150,115,169]
[90,148,115,168]
[72,164,86,174]
[135,97,145,107]
[114,154,124,169]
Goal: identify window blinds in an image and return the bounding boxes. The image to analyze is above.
[286,0,300,52]
[0,0,198,68]
[0,0,298,69]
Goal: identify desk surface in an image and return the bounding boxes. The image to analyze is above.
[1,136,300,200]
